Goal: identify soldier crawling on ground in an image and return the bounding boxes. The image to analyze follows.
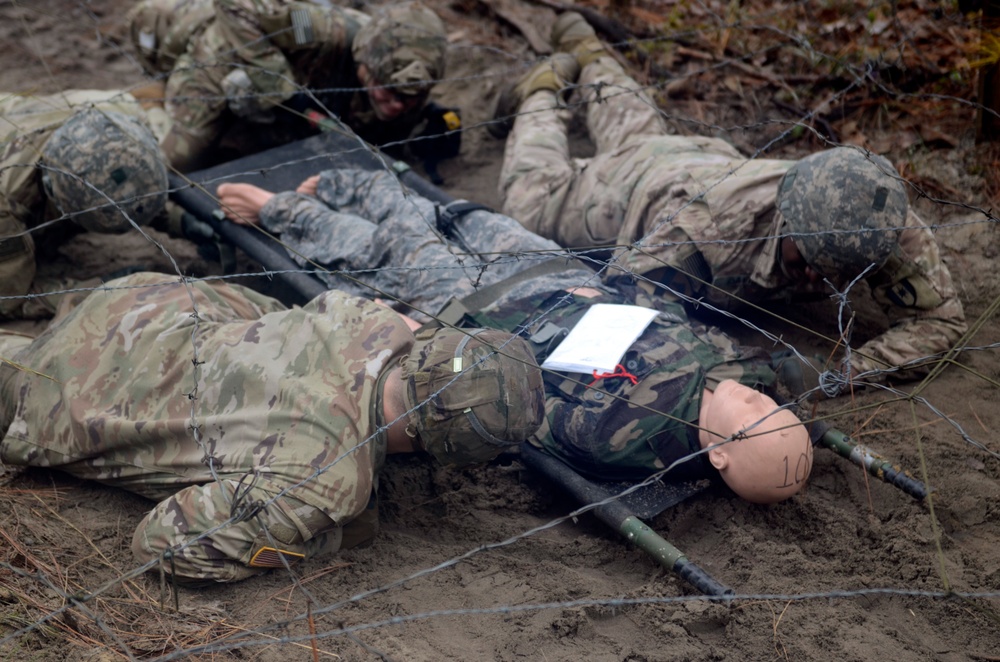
[0,91,168,320]
[0,272,545,584]
[491,12,967,392]
[128,0,449,170]
[215,166,814,505]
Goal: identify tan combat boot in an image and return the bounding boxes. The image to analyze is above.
[488,53,580,139]
[551,12,607,68]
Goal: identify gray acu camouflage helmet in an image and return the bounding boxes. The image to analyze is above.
[402,327,545,467]
[41,108,168,233]
[352,2,447,97]
[776,147,906,279]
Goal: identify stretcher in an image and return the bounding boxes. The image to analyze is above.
[169,130,928,597]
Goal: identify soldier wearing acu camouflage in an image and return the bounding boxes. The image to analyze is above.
[495,12,967,385]
[214,168,814,501]
[0,272,544,584]
[0,91,168,320]
[128,0,447,170]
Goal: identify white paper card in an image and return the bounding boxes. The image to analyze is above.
[540,304,659,374]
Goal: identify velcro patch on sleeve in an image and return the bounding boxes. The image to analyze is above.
[248,546,306,568]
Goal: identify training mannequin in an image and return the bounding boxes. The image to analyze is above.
[214,171,814,504]
[699,380,813,503]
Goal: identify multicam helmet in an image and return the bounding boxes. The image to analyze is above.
[401,327,545,467]
[41,108,168,233]
[352,2,447,97]
[776,147,906,279]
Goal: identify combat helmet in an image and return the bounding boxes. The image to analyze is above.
[352,2,447,98]
[775,147,906,279]
[41,108,168,233]
[401,327,545,467]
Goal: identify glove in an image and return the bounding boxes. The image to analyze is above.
[221,69,276,124]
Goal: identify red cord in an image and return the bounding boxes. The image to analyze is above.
[587,363,639,388]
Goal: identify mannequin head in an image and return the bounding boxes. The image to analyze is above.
[698,380,812,504]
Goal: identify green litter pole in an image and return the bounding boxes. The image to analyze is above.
[520,443,733,597]
[816,426,929,500]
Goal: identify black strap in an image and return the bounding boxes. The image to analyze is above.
[435,257,589,327]
[435,200,494,236]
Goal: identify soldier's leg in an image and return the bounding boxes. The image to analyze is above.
[579,57,667,154]
[312,169,575,310]
[132,481,343,584]
[497,90,578,243]
[550,13,667,153]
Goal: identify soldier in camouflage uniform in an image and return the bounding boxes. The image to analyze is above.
[495,13,967,384]
[0,90,168,320]
[128,0,447,170]
[0,272,544,583]
[215,168,813,503]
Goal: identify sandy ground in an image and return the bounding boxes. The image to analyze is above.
[2,1,1000,660]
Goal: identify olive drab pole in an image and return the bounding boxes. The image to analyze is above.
[813,423,930,500]
[519,443,734,597]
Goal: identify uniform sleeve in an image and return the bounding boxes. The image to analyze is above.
[213,0,298,106]
[131,479,343,584]
[855,210,967,379]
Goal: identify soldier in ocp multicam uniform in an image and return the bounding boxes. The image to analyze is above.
[0,273,544,583]
[0,91,168,320]
[128,0,448,170]
[215,168,814,505]
[493,13,967,386]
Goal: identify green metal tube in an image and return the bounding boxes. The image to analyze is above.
[619,516,733,596]
[820,428,929,500]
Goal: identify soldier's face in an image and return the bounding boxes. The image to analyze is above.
[779,237,823,286]
[359,64,423,120]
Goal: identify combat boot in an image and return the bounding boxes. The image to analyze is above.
[488,53,580,139]
[551,12,607,68]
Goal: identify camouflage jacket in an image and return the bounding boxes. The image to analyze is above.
[0,273,412,532]
[256,167,776,482]
[465,288,776,481]
[599,136,966,378]
[214,0,362,108]
[129,0,215,75]
[187,0,423,143]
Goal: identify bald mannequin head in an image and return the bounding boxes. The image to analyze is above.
[698,380,813,504]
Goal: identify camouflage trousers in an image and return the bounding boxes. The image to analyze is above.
[499,55,669,248]
[262,168,602,322]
